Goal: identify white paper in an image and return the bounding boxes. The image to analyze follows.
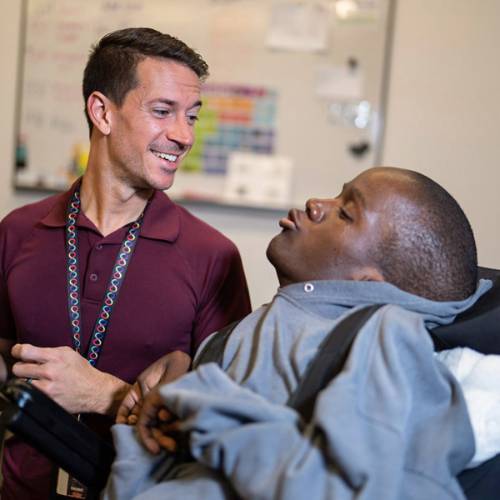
[316,65,363,100]
[224,152,293,207]
[334,0,380,22]
[266,1,330,53]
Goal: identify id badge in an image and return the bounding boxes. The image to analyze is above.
[54,468,88,499]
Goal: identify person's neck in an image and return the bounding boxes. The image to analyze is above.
[79,169,153,237]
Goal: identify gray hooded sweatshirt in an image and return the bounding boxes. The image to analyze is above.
[104,279,491,500]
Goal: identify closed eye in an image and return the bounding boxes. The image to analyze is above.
[338,207,353,222]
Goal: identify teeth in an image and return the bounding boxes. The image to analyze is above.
[152,150,177,162]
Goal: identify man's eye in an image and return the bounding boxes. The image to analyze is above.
[153,109,170,117]
[187,115,199,125]
[338,208,352,222]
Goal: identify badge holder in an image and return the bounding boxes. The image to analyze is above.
[0,378,115,499]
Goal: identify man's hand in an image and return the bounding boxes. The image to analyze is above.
[11,343,129,415]
[136,386,181,455]
[116,350,190,425]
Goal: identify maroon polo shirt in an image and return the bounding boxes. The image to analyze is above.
[0,183,251,500]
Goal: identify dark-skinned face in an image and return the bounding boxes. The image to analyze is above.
[266,167,415,286]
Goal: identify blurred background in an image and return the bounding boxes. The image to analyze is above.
[1,0,499,307]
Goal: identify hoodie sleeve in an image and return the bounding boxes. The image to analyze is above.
[159,306,474,500]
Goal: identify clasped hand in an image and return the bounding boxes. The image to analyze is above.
[116,350,191,454]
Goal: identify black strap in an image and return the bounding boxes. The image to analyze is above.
[288,304,384,422]
[193,319,242,369]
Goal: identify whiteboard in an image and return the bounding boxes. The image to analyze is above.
[15,0,394,208]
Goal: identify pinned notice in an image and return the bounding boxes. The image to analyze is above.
[315,64,363,101]
[266,1,330,53]
[224,152,293,208]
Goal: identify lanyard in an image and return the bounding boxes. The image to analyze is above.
[65,187,144,367]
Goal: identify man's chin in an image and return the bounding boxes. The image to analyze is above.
[150,173,176,192]
[265,234,279,263]
[266,234,289,272]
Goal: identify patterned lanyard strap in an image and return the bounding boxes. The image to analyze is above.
[66,187,144,366]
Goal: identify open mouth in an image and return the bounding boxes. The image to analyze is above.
[151,149,179,164]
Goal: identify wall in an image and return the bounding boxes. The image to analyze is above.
[1,1,499,310]
[15,0,392,205]
[383,0,500,268]
[0,2,21,216]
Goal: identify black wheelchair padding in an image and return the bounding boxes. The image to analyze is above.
[431,268,500,354]
[0,379,114,496]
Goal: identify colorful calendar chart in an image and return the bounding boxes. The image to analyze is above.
[182,83,277,175]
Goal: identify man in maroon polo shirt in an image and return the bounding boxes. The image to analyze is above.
[0,27,251,499]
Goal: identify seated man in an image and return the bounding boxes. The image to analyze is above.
[104,167,493,500]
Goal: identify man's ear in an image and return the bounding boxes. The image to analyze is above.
[87,91,112,135]
[351,266,385,282]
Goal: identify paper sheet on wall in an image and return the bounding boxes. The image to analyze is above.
[334,0,380,23]
[224,152,293,207]
[266,1,330,52]
[315,65,363,100]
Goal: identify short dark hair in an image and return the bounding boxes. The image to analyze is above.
[374,169,478,301]
[82,27,209,132]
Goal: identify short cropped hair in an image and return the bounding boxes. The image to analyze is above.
[374,169,478,302]
[82,27,209,132]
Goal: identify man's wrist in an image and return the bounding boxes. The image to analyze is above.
[96,373,131,416]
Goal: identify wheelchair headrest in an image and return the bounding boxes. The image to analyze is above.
[431,267,500,354]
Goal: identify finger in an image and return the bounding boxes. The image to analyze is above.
[116,384,142,424]
[116,396,135,424]
[138,426,161,455]
[138,377,153,399]
[157,407,174,423]
[137,390,166,453]
[125,402,142,425]
[12,361,47,381]
[151,428,177,452]
[127,414,138,425]
[158,420,182,434]
[11,344,55,363]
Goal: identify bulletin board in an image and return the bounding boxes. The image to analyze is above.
[14,0,395,208]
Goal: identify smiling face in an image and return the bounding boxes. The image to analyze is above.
[103,57,202,191]
[266,168,415,286]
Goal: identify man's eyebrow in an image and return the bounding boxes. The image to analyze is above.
[351,187,366,208]
[342,183,366,208]
[150,99,203,109]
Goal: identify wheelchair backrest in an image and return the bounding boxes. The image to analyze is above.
[431,267,500,353]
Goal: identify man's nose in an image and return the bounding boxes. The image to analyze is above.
[306,198,328,222]
[166,116,193,149]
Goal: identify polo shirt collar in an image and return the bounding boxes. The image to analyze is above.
[140,190,180,242]
[40,181,180,243]
[39,180,79,228]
